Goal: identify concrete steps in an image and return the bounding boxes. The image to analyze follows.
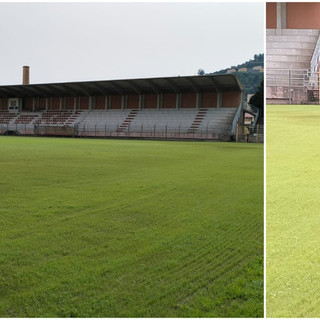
[266,29,319,36]
[188,108,208,133]
[266,28,319,71]
[116,109,139,132]
[267,48,314,56]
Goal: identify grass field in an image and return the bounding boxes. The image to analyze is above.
[0,137,263,317]
[267,105,320,317]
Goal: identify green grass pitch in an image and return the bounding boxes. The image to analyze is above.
[267,105,320,317]
[0,137,263,317]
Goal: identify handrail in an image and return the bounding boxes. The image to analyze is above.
[243,102,259,115]
[311,33,320,76]
[243,102,260,129]
[230,102,242,135]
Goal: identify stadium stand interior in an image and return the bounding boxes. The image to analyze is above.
[0,75,245,140]
[266,3,320,104]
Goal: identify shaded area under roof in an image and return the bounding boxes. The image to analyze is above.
[0,75,244,98]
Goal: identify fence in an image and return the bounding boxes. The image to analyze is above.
[236,124,264,143]
[266,69,320,105]
[34,125,74,136]
[0,122,264,143]
[0,123,33,135]
[75,123,233,141]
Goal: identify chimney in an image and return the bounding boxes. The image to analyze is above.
[22,66,30,85]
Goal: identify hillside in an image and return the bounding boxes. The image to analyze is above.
[199,54,264,100]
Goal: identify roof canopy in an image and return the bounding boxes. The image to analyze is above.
[0,74,243,98]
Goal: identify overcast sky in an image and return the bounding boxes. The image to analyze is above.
[0,2,264,85]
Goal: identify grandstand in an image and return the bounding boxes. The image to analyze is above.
[0,72,253,140]
[266,2,320,104]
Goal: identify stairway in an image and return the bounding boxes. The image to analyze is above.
[266,29,320,103]
[116,109,139,132]
[188,108,208,133]
[65,111,82,126]
[266,29,319,71]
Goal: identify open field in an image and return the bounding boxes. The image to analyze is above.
[267,105,320,317]
[0,137,263,317]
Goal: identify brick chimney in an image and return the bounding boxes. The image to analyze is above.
[22,66,30,85]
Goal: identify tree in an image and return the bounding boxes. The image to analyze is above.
[197,69,205,76]
[249,79,264,123]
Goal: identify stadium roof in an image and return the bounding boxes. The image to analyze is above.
[0,74,244,98]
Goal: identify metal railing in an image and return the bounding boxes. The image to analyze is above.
[236,125,264,143]
[243,103,260,128]
[231,103,243,135]
[74,122,232,141]
[0,122,264,143]
[266,69,320,104]
[311,33,320,76]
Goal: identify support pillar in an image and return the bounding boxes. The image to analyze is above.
[277,2,286,30]
[59,97,62,110]
[89,96,93,111]
[142,94,145,109]
[32,98,35,112]
[176,93,181,109]
[104,96,108,110]
[157,93,163,109]
[138,94,141,110]
[121,95,125,110]
[217,92,222,109]
[45,98,48,111]
[109,95,112,109]
[74,97,77,112]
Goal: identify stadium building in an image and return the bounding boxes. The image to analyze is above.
[0,67,259,141]
[266,2,320,104]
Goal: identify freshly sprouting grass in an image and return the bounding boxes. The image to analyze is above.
[267,105,320,317]
[0,137,263,317]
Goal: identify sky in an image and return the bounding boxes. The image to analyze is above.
[0,2,264,85]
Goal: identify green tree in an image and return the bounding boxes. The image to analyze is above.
[197,68,205,76]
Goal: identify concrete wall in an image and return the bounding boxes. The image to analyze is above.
[267,2,320,29]
[110,95,121,109]
[144,94,157,108]
[96,96,105,109]
[39,98,46,110]
[202,92,217,108]
[127,94,139,109]
[0,89,241,112]
[162,93,176,108]
[66,97,74,109]
[181,93,196,108]
[25,98,33,111]
[222,91,241,108]
[287,3,320,29]
[0,98,8,110]
[79,96,89,110]
[266,3,277,29]
[52,97,60,110]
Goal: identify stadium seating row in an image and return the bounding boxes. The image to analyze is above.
[0,107,238,136]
